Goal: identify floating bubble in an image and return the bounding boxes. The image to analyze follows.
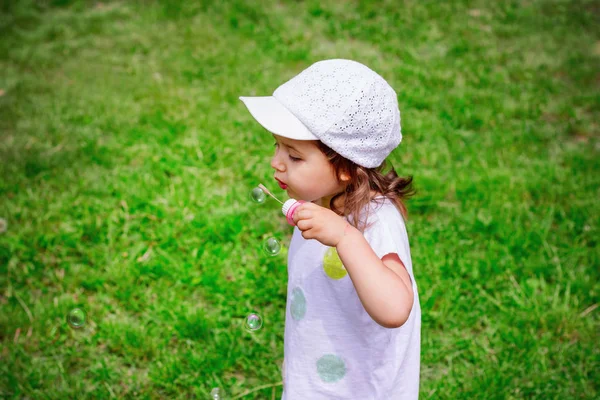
[0,218,6,234]
[67,308,86,329]
[249,187,266,204]
[263,237,281,256]
[244,313,263,332]
[210,387,226,399]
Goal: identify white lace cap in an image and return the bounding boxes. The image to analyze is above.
[240,59,402,168]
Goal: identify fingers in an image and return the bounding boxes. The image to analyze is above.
[301,229,313,240]
[296,219,312,232]
[292,203,318,239]
[300,225,317,240]
[294,209,313,222]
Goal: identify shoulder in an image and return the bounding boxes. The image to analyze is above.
[365,196,406,231]
[353,196,408,251]
[363,196,414,270]
[344,194,407,235]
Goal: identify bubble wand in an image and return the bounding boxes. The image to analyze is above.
[259,183,306,226]
[258,183,283,205]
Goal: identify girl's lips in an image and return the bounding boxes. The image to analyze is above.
[275,178,288,189]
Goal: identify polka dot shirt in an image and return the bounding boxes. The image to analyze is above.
[282,197,421,399]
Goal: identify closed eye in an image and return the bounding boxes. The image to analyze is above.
[274,141,302,162]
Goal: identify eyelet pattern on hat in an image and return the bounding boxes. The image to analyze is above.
[273,59,402,168]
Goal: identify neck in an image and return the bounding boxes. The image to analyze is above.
[316,193,345,213]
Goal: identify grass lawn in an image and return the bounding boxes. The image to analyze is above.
[1,0,598,398]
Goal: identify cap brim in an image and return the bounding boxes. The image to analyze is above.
[239,96,319,140]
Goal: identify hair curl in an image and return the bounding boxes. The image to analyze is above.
[317,141,416,233]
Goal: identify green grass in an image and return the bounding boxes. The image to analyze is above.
[0,0,598,398]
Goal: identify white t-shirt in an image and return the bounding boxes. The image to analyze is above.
[282,196,421,400]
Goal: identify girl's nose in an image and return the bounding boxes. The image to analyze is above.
[270,154,286,172]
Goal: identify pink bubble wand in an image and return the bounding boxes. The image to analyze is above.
[258,183,306,226]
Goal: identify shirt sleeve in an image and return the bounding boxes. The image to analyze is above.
[362,206,412,272]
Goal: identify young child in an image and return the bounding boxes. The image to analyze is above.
[240,59,420,400]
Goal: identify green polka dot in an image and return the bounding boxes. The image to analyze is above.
[290,287,306,321]
[323,247,347,279]
[316,354,346,382]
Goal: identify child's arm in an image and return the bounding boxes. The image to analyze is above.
[293,203,414,329]
[335,223,414,329]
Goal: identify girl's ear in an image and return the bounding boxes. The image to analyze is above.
[339,171,350,182]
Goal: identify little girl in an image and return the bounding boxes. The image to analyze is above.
[240,59,420,400]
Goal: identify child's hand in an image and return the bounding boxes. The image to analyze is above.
[292,202,349,247]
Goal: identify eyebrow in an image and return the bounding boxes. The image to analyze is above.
[272,135,302,154]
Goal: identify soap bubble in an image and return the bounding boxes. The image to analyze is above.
[263,237,281,256]
[249,187,266,203]
[244,313,263,332]
[67,308,86,329]
[210,387,226,399]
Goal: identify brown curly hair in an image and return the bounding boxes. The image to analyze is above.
[317,141,416,233]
